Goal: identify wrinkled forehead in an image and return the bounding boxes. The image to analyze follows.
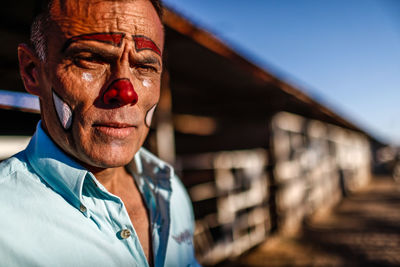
[48,0,163,46]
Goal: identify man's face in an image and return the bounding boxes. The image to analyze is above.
[37,0,164,169]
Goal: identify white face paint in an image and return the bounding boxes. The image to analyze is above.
[82,72,93,82]
[52,90,73,130]
[142,79,151,88]
[145,104,157,127]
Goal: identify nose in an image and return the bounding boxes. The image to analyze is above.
[103,78,138,106]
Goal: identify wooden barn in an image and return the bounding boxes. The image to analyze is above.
[0,3,382,265]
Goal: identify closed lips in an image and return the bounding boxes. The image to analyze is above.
[92,122,137,138]
[92,122,136,128]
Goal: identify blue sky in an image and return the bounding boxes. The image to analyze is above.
[163,0,400,145]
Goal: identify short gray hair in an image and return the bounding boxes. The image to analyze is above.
[30,12,50,61]
[30,0,164,62]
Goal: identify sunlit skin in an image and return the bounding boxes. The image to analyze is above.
[18,0,164,264]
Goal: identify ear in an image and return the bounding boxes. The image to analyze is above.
[18,43,42,96]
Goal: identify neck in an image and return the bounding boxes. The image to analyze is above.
[86,165,129,193]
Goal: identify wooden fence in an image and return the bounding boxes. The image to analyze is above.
[178,112,371,265]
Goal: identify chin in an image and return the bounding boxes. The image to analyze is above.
[96,158,130,168]
[80,146,137,170]
[83,156,132,170]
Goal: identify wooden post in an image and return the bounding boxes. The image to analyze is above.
[155,70,176,164]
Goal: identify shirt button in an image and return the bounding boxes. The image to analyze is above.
[80,204,87,213]
[120,229,131,239]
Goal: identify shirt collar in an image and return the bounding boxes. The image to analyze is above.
[129,147,173,193]
[25,121,88,211]
[25,121,174,214]
[134,148,173,179]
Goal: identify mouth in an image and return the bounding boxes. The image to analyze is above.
[92,122,137,138]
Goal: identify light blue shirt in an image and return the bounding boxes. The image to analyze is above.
[0,123,199,267]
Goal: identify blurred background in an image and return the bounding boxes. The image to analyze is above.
[1,0,400,266]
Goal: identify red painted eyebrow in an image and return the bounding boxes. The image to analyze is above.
[62,32,125,51]
[133,35,161,56]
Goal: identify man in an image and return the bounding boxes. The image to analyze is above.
[0,0,199,266]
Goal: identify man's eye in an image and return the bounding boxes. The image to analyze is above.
[134,64,158,73]
[73,56,104,69]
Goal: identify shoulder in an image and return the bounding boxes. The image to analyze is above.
[0,151,46,199]
[0,151,30,184]
[0,150,54,230]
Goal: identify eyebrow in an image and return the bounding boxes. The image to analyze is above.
[62,32,126,52]
[64,46,118,61]
[65,44,161,67]
[133,35,162,56]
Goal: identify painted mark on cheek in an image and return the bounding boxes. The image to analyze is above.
[82,72,93,82]
[133,35,161,56]
[145,104,157,128]
[142,79,151,88]
[52,90,73,130]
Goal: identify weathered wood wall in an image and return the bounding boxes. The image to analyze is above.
[177,112,371,265]
[177,149,270,265]
[272,112,371,235]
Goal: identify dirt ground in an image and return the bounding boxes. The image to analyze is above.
[217,176,400,267]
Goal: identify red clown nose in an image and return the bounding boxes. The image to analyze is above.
[103,79,138,106]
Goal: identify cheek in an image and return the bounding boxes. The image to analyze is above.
[56,69,105,109]
[140,78,160,101]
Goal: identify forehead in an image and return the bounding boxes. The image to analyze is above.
[49,0,163,46]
